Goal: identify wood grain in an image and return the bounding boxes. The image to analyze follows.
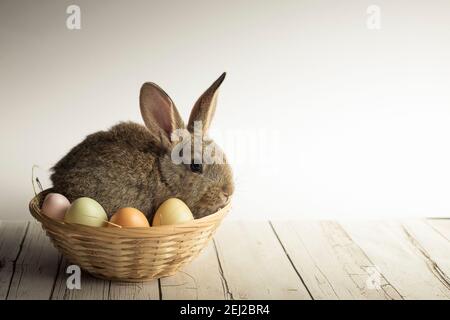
[52,259,160,299]
[213,221,312,300]
[426,219,450,243]
[340,220,450,299]
[7,222,60,300]
[271,220,402,299]
[109,279,159,300]
[0,221,29,299]
[52,258,110,300]
[160,242,225,299]
[402,220,450,290]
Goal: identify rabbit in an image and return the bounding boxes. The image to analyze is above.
[50,73,234,219]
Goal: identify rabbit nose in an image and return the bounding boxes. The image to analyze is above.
[222,183,234,196]
[220,192,230,204]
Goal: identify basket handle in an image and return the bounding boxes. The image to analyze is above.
[31,165,44,196]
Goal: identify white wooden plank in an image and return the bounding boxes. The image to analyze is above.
[7,222,60,300]
[109,280,159,300]
[52,259,160,300]
[213,221,311,300]
[401,220,450,290]
[340,220,450,300]
[0,221,29,300]
[427,219,450,243]
[160,242,225,300]
[271,220,402,299]
[51,258,110,300]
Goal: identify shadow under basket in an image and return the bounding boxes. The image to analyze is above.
[29,189,231,282]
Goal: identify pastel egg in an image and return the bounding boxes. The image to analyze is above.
[64,197,107,227]
[152,198,194,226]
[41,193,71,220]
[109,207,150,228]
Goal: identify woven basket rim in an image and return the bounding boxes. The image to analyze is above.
[29,188,231,238]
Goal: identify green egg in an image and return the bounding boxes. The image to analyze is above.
[64,197,107,227]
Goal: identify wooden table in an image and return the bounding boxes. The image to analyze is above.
[1,219,449,300]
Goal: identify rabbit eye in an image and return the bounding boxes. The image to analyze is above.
[190,162,203,173]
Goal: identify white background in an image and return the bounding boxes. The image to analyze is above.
[1,0,450,220]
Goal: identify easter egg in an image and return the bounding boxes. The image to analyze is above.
[64,197,107,227]
[41,193,70,220]
[152,198,194,226]
[109,207,150,228]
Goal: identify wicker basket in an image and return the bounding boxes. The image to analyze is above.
[29,188,230,282]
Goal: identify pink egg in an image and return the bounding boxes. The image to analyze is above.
[41,193,71,220]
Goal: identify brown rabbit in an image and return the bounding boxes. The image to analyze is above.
[51,73,234,219]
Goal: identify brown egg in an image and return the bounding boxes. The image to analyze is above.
[109,207,150,228]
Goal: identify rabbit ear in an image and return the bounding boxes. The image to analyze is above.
[140,82,184,147]
[187,72,226,134]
